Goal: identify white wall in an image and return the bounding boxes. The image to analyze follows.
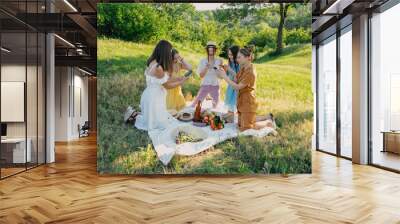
[54,67,89,141]
[1,63,46,164]
[1,65,26,139]
[72,72,89,138]
[1,65,42,136]
[55,66,69,141]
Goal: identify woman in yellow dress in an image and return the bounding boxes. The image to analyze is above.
[166,49,192,111]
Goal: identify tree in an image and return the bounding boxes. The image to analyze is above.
[214,3,258,27]
[275,3,290,55]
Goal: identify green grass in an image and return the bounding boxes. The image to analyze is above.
[97,38,313,174]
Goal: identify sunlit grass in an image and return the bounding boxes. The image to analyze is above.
[97,38,312,174]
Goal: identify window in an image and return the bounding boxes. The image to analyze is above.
[318,35,337,154]
[370,3,400,171]
[0,2,46,179]
[340,26,352,158]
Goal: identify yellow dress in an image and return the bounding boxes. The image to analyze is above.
[166,86,186,111]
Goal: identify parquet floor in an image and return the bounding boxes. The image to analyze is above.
[0,135,399,224]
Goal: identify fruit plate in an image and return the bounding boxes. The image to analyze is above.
[170,125,208,143]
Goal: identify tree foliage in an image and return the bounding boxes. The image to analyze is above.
[98,3,311,55]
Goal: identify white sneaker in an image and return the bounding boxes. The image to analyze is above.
[124,106,134,123]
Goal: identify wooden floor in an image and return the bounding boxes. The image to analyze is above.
[0,135,400,224]
[1,167,26,178]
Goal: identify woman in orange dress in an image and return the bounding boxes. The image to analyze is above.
[217,47,274,131]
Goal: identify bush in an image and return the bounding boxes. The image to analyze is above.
[218,35,242,58]
[98,4,168,42]
[284,28,311,45]
[248,25,277,50]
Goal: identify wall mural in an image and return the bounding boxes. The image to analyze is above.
[97,2,313,175]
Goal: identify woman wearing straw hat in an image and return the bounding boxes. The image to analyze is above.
[191,41,223,108]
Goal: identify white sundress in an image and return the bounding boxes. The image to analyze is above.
[135,63,176,131]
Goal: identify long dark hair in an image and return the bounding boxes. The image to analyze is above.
[146,40,173,73]
[228,45,239,70]
[171,48,179,58]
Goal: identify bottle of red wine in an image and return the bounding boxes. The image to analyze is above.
[194,101,202,122]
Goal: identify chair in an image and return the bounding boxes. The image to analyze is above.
[78,121,90,138]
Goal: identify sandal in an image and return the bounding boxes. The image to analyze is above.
[127,111,139,124]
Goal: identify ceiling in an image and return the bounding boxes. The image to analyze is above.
[0,0,98,74]
[311,0,390,43]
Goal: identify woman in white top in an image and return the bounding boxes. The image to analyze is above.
[125,40,189,131]
[191,41,222,108]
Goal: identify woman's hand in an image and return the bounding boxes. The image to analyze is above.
[180,57,192,70]
[163,76,189,89]
[177,55,183,64]
[178,76,189,86]
[225,65,238,76]
[221,64,229,72]
[180,76,189,83]
[216,67,228,80]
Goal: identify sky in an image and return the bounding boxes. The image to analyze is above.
[192,3,224,11]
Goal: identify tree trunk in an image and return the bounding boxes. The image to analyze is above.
[275,3,289,55]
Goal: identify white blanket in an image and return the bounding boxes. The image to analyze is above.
[147,100,276,165]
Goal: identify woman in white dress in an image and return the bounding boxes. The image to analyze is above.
[125,40,189,131]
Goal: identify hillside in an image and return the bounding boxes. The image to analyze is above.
[97,38,313,174]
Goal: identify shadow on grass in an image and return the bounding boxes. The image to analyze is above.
[254,44,306,64]
[274,110,313,129]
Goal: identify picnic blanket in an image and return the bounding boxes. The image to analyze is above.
[146,100,276,165]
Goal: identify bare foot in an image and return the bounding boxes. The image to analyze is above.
[254,120,275,130]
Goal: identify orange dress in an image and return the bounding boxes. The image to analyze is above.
[236,63,258,131]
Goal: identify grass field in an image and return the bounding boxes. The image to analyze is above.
[97,38,313,174]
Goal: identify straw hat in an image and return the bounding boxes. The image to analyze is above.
[205,41,217,48]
